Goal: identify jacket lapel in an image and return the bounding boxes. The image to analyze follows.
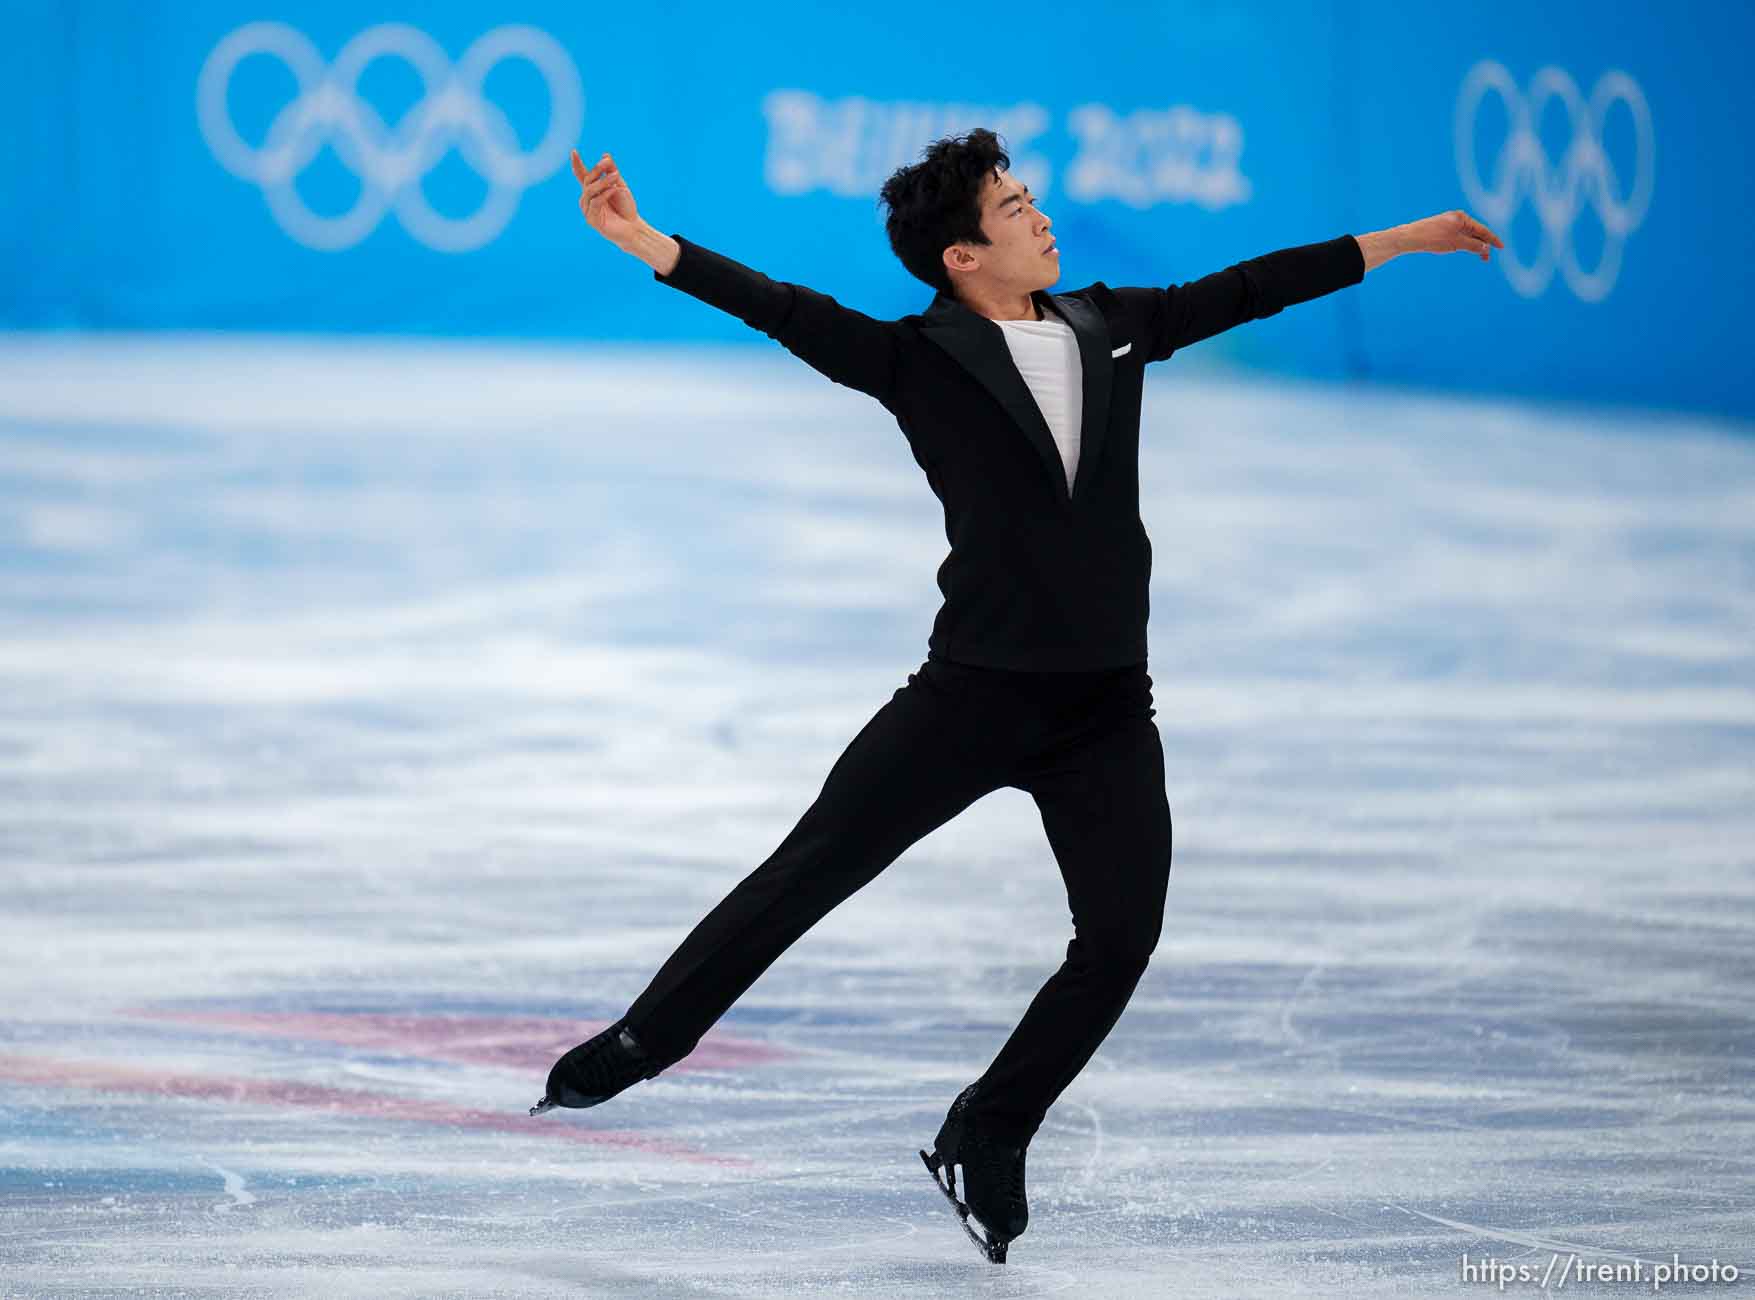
[920,288,1113,506]
[1049,291,1114,503]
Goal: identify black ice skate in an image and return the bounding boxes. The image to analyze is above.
[918,1082,1030,1264]
[530,1020,664,1116]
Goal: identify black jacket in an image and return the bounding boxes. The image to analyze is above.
[653,231,1366,671]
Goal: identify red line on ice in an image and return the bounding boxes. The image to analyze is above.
[128,1009,790,1074]
[0,1054,751,1167]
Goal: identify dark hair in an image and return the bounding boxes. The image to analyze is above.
[878,128,1009,298]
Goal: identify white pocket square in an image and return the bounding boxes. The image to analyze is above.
[1110,342,1132,358]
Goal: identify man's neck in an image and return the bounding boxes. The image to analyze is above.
[957,282,1041,322]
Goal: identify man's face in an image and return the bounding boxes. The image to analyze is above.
[948,168,1059,294]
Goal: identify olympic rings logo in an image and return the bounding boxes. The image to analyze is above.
[1454,61,1654,302]
[197,22,583,252]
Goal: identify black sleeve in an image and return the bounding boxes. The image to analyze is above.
[653,235,902,409]
[1112,234,1366,363]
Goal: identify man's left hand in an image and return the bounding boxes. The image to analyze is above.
[1403,210,1505,262]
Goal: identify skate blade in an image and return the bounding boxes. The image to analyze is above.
[529,1095,557,1117]
[919,1149,1009,1264]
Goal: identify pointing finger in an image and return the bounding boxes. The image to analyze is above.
[570,149,588,184]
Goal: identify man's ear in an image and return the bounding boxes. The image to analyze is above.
[943,243,980,277]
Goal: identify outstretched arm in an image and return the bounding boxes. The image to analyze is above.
[1114,208,1504,364]
[571,150,901,409]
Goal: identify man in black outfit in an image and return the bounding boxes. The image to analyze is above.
[534,129,1502,1261]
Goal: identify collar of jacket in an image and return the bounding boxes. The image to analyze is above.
[919,286,1114,507]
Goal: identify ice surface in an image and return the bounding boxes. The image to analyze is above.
[1,335,1751,1296]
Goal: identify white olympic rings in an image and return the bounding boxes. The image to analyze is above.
[197,22,583,252]
[1454,60,1654,302]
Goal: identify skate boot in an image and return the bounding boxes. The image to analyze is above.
[530,1020,664,1116]
[919,1082,1030,1263]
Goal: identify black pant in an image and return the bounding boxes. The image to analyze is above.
[623,654,1173,1146]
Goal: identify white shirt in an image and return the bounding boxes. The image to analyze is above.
[994,304,1083,494]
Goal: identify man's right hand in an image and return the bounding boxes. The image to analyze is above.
[571,149,641,247]
[570,148,680,276]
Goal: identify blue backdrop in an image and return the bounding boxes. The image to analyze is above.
[4,1,1748,421]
